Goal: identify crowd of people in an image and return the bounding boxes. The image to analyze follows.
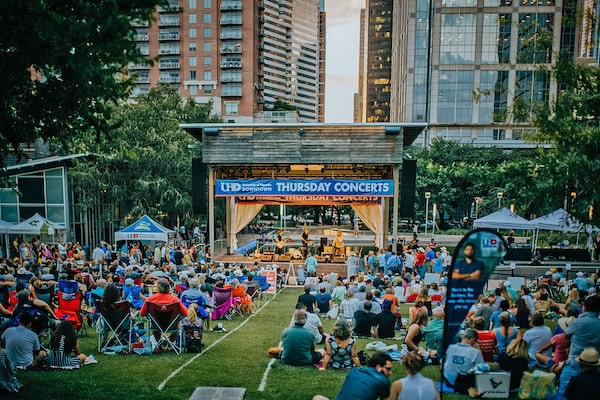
[0,236,275,389]
[272,246,600,400]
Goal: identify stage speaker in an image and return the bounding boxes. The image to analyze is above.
[399,159,417,218]
[192,158,207,215]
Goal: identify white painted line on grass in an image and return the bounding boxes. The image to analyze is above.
[157,289,283,391]
[258,340,282,392]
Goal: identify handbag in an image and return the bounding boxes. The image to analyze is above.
[518,371,556,399]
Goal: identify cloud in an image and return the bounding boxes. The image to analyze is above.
[325,0,363,27]
[327,74,356,87]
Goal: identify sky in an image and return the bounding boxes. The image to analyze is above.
[324,0,362,123]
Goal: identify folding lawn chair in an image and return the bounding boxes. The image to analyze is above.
[54,291,85,335]
[145,302,185,354]
[34,284,56,308]
[96,300,133,353]
[244,284,262,311]
[212,286,234,321]
[58,280,79,294]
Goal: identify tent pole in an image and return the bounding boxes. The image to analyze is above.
[391,164,399,251]
[208,164,215,259]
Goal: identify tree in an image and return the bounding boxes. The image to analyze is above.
[68,84,221,230]
[532,53,600,225]
[0,0,168,178]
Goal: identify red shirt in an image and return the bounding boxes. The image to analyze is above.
[140,292,187,316]
[477,330,497,362]
[415,253,426,267]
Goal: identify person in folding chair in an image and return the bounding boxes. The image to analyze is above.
[140,278,187,353]
[97,284,135,353]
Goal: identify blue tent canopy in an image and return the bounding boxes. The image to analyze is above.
[115,214,175,243]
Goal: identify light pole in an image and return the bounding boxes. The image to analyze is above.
[432,203,437,238]
[474,197,482,219]
[570,191,577,213]
[424,192,431,234]
[497,192,503,209]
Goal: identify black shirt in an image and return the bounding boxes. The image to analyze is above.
[298,293,317,313]
[353,310,378,337]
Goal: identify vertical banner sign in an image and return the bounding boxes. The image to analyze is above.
[441,229,507,361]
[260,266,278,294]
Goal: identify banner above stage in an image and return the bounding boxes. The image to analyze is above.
[215,179,394,197]
[235,195,381,205]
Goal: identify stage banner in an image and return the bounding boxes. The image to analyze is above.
[441,229,506,360]
[215,179,394,197]
[235,195,381,205]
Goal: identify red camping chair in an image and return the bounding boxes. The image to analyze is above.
[55,291,84,332]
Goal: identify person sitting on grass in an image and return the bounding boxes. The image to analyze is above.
[1,311,47,369]
[374,299,397,339]
[313,351,393,400]
[47,320,87,369]
[280,309,324,367]
[443,328,484,396]
[353,301,378,337]
[405,309,429,356]
[388,352,440,400]
[315,286,333,315]
[320,317,360,370]
[497,338,530,391]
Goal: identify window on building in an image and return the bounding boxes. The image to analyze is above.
[437,70,474,123]
[190,70,197,80]
[189,0,196,9]
[189,14,197,24]
[225,102,239,115]
[189,56,197,66]
[440,13,476,64]
[190,85,198,95]
[203,0,211,8]
[189,28,197,38]
[203,70,212,80]
[203,27,212,38]
[203,42,211,52]
[204,13,211,24]
[203,85,212,95]
[189,42,197,52]
[204,56,212,66]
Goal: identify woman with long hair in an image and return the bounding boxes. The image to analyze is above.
[494,311,518,354]
[319,317,360,370]
[497,338,530,390]
[102,283,122,309]
[512,298,530,329]
[404,309,429,355]
[48,320,87,369]
[389,352,440,400]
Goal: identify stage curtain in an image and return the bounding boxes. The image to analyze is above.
[352,204,384,249]
[228,199,263,252]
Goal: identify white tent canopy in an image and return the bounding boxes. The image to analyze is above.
[530,208,583,232]
[473,207,533,230]
[115,214,175,243]
[9,213,66,235]
[0,220,14,234]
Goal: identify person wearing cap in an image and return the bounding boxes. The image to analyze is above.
[585,287,596,300]
[415,247,427,279]
[443,328,485,395]
[557,295,600,394]
[563,348,600,400]
[123,277,145,309]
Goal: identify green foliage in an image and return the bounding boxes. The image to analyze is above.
[68,85,220,227]
[0,0,169,179]
[532,53,600,225]
[266,99,298,111]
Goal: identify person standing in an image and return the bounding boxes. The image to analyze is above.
[389,352,440,400]
[305,252,318,278]
[347,251,360,279]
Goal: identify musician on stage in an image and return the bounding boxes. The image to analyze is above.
[301,228,312,258]
[332,230,345,255]
[276,229,287,255]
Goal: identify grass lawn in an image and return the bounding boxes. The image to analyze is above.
[10,288,519,400]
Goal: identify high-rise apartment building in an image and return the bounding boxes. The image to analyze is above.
[389,0,582,147]
[356,0,393,122]
[130,0,324,123]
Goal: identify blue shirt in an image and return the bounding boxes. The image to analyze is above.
[565,311,600,362]
[336,367,390,400]
[305,256,318,274]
